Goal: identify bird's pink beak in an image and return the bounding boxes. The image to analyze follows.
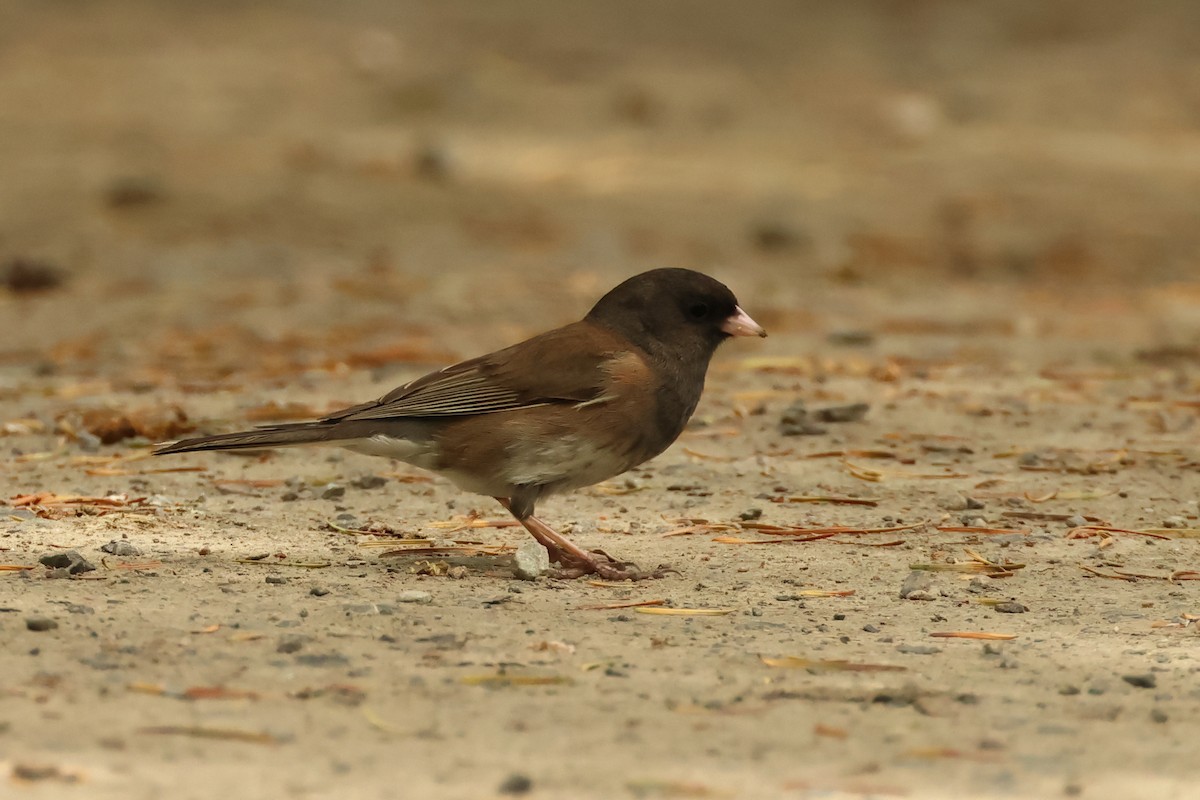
[721,306,767,338]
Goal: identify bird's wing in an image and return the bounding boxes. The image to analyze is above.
[321,322,628,422]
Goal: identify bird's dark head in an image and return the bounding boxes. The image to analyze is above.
[585,268,766,362]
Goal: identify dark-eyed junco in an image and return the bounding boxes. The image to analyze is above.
[155,268,765,579]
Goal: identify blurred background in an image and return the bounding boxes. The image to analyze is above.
[2,0,1200,377]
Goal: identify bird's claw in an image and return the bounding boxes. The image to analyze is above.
[548,548,674,581]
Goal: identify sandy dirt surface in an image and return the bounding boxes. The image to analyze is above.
[2,2,1199,798]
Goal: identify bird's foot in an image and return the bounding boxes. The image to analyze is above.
[548,548,674,581]
[496,497,675,581]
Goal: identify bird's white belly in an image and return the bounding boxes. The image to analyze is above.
[505,433,628,491]
[341,435,439,470]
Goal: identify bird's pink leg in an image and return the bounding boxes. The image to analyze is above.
[495,498,667,580]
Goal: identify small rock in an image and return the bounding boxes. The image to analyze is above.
[1065,514,1088,528]
[1016,451,1041,467]
[344,603,384,616]
[750,221,807,253]
[1122,673,1156,689]
[265,575,288,585]
[811,403,870,423]
[277,636,305,654]
[67,604,94,615]
[26,617,58,632]
[295,652,350,668]
[862,623,881,633]
[100,540,141,557]
[965,496,986,510]
[38,550,95,575]
[397,590,433,604]
[778,401,827,436]
[498,773,533,795]
[513,541,550,581]
[1161,515,1188,529]
[1,258,65,294]
[826,330,875,347]
[309,586,331,597]
[994,601,1028,614]
[351,475,388,490]
[899,570,933,599]
[1151,708,1169,723]
[1059,685,1081,696]
[967,577,990,594]
[738,508,763,521]
[938,493,969,511]
[896,643,941,655]
[321,485,346,500]
[904,590,936,601]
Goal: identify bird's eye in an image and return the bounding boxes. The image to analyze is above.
[687,302,710,319]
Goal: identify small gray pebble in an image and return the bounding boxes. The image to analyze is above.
[1065,515,1088,528]
[100,540,141,557]
[738,508,763,521]
[498,773,533,795]
[1122,673,1156,689]
[26,617,58,632]
[898,570,934,599]
[1161,515,1187,529]
[1151,708,1169,723]
[38,550,95,574]
[937,493,969,511]
[965,496,986,510]
[295,652,350,667]
[277,637,304,654]
[351,475,388,490]
[310,586,330,597]
[321,485,346,500]
[811,402,869,423]
[397,590,433,604]
[512,541,550,581]
[67,604,94,615]
[994,601,1028,614]
[265,575,288,585]
[967,577,990,594]
[896,643,941,655]
[862,623,880,633]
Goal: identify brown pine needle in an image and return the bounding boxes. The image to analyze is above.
[636,607,734,617]
[1069,525,1171,540]
[814,723,849,739]
[759,655,906,672]
[575,598,668,611]
[0,564,34,571]
[759,521,927,536]
[1079,565,1138,582]
[936,525,1029,535]
[378,545,511,557]
[682,447,738,462]
[713,534,837,545]
[459,674,572,687]
[86,465,206,477]
[770,496,879,507]
[139,725,278,744]
[930,632,1017,640]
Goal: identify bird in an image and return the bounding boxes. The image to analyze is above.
[154,268,766,579]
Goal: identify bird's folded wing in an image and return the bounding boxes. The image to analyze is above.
[321,322,624,421]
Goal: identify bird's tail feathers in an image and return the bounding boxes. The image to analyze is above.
[153,423,333,456]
